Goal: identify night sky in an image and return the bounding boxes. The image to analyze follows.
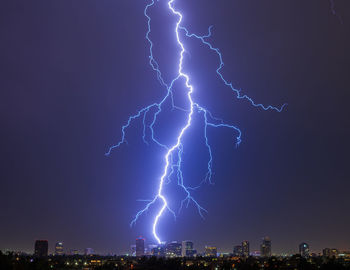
[1,0,349,255]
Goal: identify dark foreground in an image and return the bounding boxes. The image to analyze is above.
[1,251,350,270]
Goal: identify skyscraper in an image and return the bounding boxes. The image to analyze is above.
[136,237,145,257]
[260,237,271,257]
[34,240,48,257]
[54,242,64,255]
[182,240,195,257]
[242,241,250,257]
[233,245,243,257]
[165,241,182,257]
[299,242,310,258]
[205,246,217,257]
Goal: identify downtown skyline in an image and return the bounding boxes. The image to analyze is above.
[5,236,348,257]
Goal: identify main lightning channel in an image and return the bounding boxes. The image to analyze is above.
[152,0,196,244]
[106,0,285,244]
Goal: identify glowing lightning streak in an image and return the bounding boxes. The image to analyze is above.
[179,25,287,112]
[152,0,197,244]
[106,0,285,244]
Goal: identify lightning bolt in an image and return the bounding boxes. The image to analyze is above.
[106,0,286,244]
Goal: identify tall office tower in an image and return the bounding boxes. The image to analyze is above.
[182,240,195,257]
[242,241,250,257]
[54,242,64,255]
[233,245,243,257]
[260,237,272,257]
[165,241,182,257]
[205,246,217,257]
[299,242,310,258]
[136,237,145,257]
[34,240,48,257]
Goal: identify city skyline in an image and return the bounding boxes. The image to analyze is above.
[1,0,350,256]
[6,236,348,257]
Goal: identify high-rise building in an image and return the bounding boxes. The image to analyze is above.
[205,246,217,257]
[299,242,310,258]
[152,244,165,257]
[165,241,182,257]
[34,240,48,257]
[242,241,250,257]
[182,241,196,257]
[233,245,243,257]
[136,237,145,257]
[55,242,64,255]
[260,237,271,257]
